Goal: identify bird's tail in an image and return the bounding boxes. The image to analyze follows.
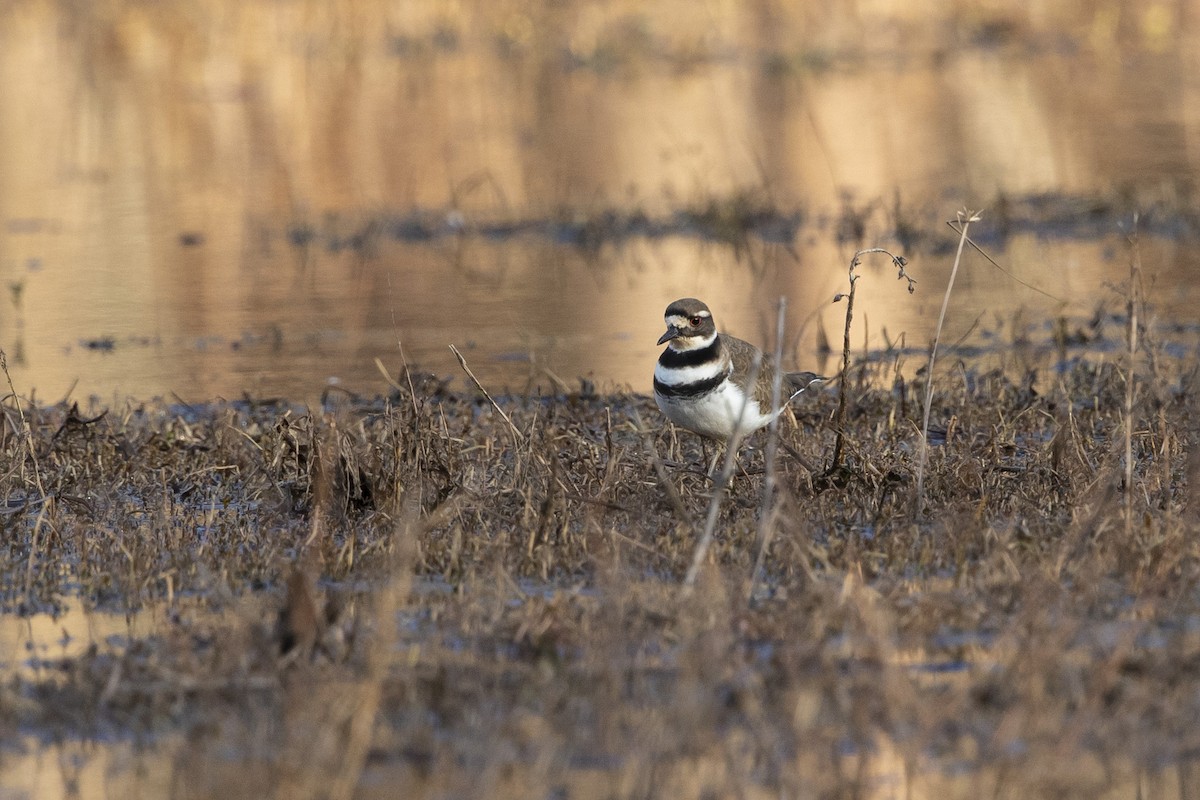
[786,371,828,401]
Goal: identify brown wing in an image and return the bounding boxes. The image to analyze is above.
[721,333,826,407]
[719,334,776,407]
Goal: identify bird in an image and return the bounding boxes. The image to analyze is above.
[653,297,824,443]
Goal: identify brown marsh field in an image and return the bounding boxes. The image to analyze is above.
[2,277,1200,799]
[6,0,1200,797]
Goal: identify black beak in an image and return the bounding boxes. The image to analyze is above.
[657,326,680,346]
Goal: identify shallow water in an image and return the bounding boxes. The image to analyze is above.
[1,0,1199,401]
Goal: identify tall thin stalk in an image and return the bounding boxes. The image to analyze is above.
[1124,216,1142,537]
[915,210,978,513]
[827,249,914,475]
[827,269,858,474]
[749,297,788,602]
[449,343,522,445]
[3,349,51,605]
[682,355,762,594]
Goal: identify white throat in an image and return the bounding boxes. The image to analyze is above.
[668,331,717,352]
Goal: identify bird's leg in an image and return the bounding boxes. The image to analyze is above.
[736,441,755,480]
[704,442,724,479]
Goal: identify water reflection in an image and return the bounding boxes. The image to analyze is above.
[0,597,160,678]
[0,0,1198,401]
[4,219,1196,404]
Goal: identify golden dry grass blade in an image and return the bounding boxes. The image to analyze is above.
[915,211,977,513]
[449,343,522,444]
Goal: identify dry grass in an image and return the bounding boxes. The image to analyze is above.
[0,307,1199,798]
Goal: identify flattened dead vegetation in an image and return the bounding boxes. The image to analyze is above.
[1,311,1199,799]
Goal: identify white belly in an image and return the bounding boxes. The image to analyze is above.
[655,380,776,440]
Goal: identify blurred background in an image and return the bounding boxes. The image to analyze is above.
[2,0,1199,402]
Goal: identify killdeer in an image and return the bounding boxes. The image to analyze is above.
[654,298,823,442]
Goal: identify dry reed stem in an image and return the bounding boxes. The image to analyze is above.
[682,354,762,594]
[828,248,913,475]
[0,350,45,499]
[374,356,408,394]
[750,296,788,602]
[2,349,53,604]
[827,262,858,475]
[633,408,693,525]
[1124,217,1142,537]
[915,211,977,512]
[330,503,417,799]
[276,494,418,800]
[449,343,522,444]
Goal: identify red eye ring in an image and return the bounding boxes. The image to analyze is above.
[688,315,703,326]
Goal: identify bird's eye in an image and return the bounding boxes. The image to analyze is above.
[689,315,703,326]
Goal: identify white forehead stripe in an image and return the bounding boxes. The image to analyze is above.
[666,310,710,326]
